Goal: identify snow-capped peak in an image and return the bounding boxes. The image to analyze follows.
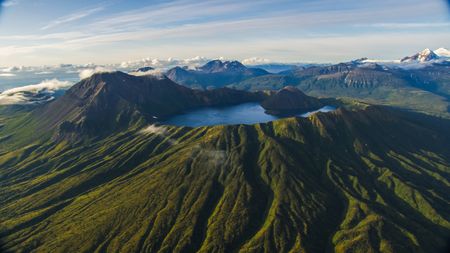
[401,48,439,63]
[417,48,438,62]
[434,48,450,57]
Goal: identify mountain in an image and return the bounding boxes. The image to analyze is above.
[134,66,154,73]
[198,60,248,73]
[261,86,323,115]
[1,100,450,252]
[247,63,300,73]
[33,71,265,137]
[229,60,450,118]
[1,56,450,253]
[401,48,440,63]
[165,60,269,89]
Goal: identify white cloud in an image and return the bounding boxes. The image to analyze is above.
[129,69,165,78]
[242,57,271,65]
[139,125,168,135]
[0,73,16,77]
[434,48,450,57]
[121,56,209,70]
[0,79,73,105]
[35,71,54,75]
[355,22,450,29]
[78,66,115,79]
[1,66,23,72]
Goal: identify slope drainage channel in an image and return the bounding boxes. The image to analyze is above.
[161,102,336,127]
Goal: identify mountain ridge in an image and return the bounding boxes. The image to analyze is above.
[1,52,450,253]
[1,104,449,253]
[166,60,269,89]
[33,71,267,138]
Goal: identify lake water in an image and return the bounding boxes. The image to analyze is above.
[162,103,336,127]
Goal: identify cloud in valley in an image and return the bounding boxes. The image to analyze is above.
[0,79,72,105]
[139,125,169,136]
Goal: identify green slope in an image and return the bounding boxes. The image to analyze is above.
[229,64,450,118]
[1,106,449,253]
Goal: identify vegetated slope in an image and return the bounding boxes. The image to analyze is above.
[1,105,449,253]
[166,60,269,90]
[261,86,323,115]
[230,62,450,117]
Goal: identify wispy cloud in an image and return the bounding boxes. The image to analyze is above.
[1,0,19,8]
[41,7,105,30]
[0,0,449,66]
[355,22,450,29]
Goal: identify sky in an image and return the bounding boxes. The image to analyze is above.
[0,0,449,66]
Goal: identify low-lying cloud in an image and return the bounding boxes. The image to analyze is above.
[139,125,168,136]
[242,57,271,65]
[120,56,210,70]
[78,66,115,79]
[0,79,72,105]
[129,68,165,78]
[0,73,16,77]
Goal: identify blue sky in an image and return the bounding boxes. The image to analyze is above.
[0,0,449,66]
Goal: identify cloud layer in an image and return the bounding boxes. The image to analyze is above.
[0,79,72,105]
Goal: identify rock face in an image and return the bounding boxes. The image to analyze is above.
[261,86,322,115]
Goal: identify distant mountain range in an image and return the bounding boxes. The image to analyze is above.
[226,49,450,118]
[2,48,449,119]
[165,60,269,89]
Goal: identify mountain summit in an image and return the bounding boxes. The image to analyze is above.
[261,86,323,115]
[166,60,269,89]
[198,60,248,73]
[34,71,264,137]
[401,48,440,63]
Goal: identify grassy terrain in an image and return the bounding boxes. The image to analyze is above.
[228,64,450,118]
[1,105,449,253]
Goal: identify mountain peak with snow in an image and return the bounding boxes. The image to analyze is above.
[401,48,439,63]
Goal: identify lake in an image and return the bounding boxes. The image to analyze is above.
[162,103,336,127]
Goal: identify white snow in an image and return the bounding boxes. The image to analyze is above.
[434,48,450,57]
